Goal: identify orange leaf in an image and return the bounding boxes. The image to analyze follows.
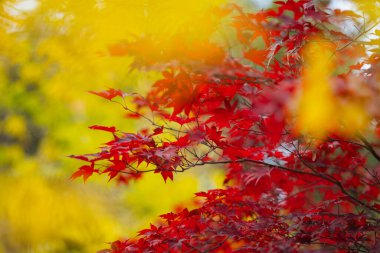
[244,49,267,67]
[89,88,123,100]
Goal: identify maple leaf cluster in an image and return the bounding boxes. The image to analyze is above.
[72,1,380,252]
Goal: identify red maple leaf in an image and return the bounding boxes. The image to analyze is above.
[89,125,117,133]
[70,165,98,182]
[89,88,123,100]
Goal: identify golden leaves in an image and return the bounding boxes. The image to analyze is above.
[353,0,380,22]
[294,37,369,139]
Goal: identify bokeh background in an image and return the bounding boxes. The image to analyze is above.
[0,0,231,252]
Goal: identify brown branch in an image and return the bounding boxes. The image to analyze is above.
[195,158,380,214]
[358,134,380,162]
[295,149,380,214]
[335,20,380,53]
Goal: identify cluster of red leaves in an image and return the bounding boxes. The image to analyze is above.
[70,123,186,183]
[108,187,376,253]
[72,1,380,252]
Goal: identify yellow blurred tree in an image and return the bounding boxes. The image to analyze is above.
[0,0,228,252]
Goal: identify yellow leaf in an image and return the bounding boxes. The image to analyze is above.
[295,37,337,139]
[4,114,27,140]
[339,102,369,136]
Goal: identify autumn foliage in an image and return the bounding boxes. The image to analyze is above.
[72,1,380,252]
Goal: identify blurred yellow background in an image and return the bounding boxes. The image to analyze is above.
[0,0,227,252]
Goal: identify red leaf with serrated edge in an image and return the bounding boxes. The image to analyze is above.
[70,170,84,180]
[262,115,284,146]
[70,165,97,182]
[162,113,196,125]
[376,123,380,138]
[89,88,123,100]
[243,167,273,186]
[173,135,189,147]
[195,192,208,198]
[161,170,174,183]
[103,160,126,181]
[105,169,119,181]
[68,155,90,161]
[244,49,267,67]
[152,126,164,136]
[89,125,116,133]
[125,112,141,119]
